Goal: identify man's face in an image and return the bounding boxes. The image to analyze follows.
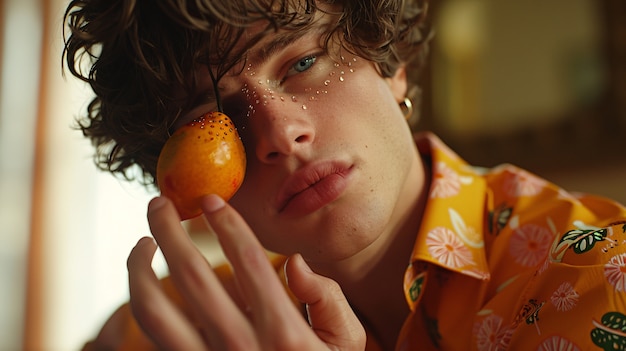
[178,10,421,264]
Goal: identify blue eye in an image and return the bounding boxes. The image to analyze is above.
[290,55,316,74]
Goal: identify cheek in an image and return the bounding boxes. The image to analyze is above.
[314,69,404,134]
[317,58,398,110]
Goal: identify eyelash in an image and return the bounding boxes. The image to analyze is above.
[285,54,317,79]
[177,53,321,128]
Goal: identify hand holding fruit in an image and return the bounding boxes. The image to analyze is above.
[156,112,246,220]
[133,111,365,351]
[127,195,366,350]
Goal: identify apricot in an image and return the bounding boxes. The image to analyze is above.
[156,112,246,220]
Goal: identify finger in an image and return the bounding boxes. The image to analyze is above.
[127,236,206,350]
[200,195,297,308]
[285,254,366,350]
[147,197,258,350]
[200,195,315,346]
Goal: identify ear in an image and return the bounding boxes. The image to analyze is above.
[386,65,408,103]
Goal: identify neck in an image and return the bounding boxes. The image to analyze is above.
[310,152,430,350]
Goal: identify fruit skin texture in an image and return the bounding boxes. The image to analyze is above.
[156,112,246,220]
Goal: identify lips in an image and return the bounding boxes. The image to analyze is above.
[275,161,354,216]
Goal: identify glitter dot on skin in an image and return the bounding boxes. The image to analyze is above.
[235,60,341,121]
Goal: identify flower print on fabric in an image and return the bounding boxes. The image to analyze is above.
[431,161,472,198]
[474,314,513,351]
[604,253,626,292]
[502,168,547,198]
[426,227,475,268]
[536,335,580,351]
[550,282,579,312]
[509,224,553,267]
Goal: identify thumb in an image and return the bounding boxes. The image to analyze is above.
[285,254,365,350]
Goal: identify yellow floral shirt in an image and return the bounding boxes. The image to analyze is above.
[85,133,626,351]
[385,133,626,351]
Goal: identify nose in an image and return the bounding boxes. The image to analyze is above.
[251,101,315,163]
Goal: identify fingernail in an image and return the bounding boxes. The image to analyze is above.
[202,194,226,213]
[148,196,167,214]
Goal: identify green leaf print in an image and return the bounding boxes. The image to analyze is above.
[591,312,626,350]
[408,274,425,302]
[559,228,607,254]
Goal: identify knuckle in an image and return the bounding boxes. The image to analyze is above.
[169,253,210,289]
[345,324,367,351]
[322,276,344,298]
[238,243,269,268]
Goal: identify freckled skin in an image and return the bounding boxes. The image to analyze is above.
[224,54,421,264]
[171,18,421,264]
[156,112,246,220]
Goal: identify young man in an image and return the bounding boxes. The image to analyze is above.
[64,0,626,350]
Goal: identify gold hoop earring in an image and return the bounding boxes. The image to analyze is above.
[400,97,414,120]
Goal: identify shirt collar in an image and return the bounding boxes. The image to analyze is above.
[410,132,490,281]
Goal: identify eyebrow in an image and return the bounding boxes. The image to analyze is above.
[249,28,318,67]
[187,31,310,108]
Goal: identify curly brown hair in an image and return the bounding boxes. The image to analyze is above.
[63,0,430,186]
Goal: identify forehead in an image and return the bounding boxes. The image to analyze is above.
[204,1,339,73]
[182,4,339,124]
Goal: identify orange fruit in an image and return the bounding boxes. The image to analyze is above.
[156,112,246,220]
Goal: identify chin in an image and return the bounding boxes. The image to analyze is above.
[306,208,390,260]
